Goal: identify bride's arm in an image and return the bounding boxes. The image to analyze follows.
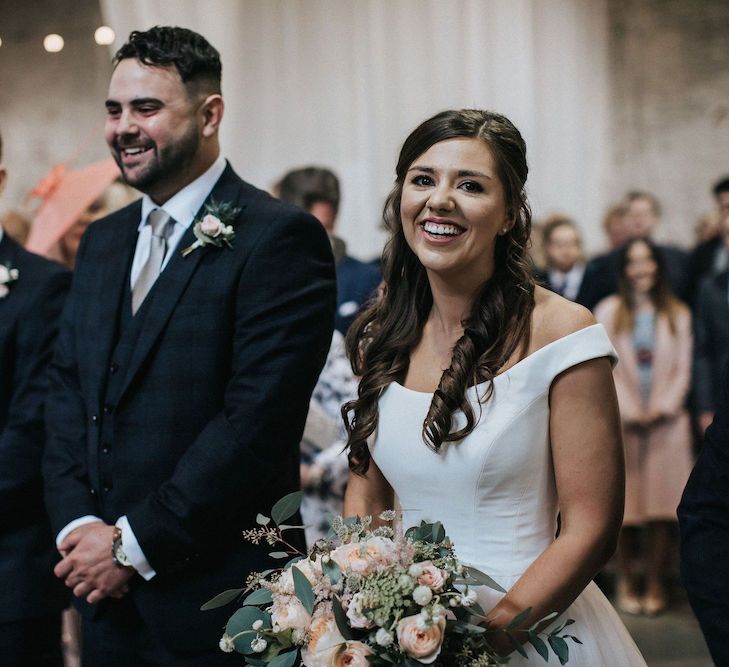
[485,355,624,652]
[343,459,395,521]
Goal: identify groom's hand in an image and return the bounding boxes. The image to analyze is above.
[55,522,134,603]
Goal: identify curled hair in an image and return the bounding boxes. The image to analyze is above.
[114,26,222,94]
[343,109,535,474]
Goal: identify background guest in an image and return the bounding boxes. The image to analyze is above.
[298,329,358,544]
[579,192,690,309]
[0,130,70,666]
[692,213,729,435]
[534,215,586,301]
[688,176,729,301]
[595,237,693,616]
[603,203,629,251]
[276,166,381,334]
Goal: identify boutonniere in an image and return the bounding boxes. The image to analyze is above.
[0,264,19,299]
[182,199,241,258]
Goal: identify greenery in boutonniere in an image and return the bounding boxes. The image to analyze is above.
[182,199,241,257]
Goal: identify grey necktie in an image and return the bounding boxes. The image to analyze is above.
[132,208,174,314]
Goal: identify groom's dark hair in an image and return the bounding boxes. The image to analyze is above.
[113,26,222,95]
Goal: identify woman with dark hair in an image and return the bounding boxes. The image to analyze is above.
[595,238,693,617]
[342,109,645,663]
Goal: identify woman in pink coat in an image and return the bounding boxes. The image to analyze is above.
[595,237,693,616]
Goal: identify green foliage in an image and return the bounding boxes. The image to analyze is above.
[200,588,242,611]
[271,491,303,526]
[242,588,273,606]
[292,567,315,615]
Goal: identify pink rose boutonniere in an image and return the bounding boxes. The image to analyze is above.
[182,199,241,257]
[0,264,19,299]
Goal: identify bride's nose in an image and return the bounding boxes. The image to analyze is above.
[427,183,455,212]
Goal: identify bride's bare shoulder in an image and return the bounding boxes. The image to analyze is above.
[530,286,596,350]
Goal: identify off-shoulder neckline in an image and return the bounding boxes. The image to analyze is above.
[391,323,611,395]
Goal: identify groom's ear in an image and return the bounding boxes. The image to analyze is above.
[200,94,224,138]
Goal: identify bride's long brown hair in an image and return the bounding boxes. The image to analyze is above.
[343,109,535,474]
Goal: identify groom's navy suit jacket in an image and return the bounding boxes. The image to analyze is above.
[43,164,336,650]
[0,233,69,623]
[678,361,729,666]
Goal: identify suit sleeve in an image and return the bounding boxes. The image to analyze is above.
[0,267,70,530]
[126,210,336,573]
[42,234,100,534]
[692,281,716,413]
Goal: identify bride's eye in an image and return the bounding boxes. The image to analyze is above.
[411,174,434,187]
[459,180,484,193]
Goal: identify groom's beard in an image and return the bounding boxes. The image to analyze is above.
[113,124,201,195]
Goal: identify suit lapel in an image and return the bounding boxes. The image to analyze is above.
[86,205,140,407]
[118,165,246,399]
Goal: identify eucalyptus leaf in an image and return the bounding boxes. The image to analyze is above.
[507,607,533,629]
[284,556,305,569]
[530,610,559,631]
[548,635,570,665]
[527,633,549,661]
[292,567,315,615]
[226,607,270,653]
[200,588,242,611]
[271,491,303,525]
[242,588,273,606]
[431,521,446,543]
[322,558,342,585]
[465,566,507,593]
[268,650,299,667]
[507,632,529,658]
[278,524,307,531]
[256,513,271,526]
[269,551,289,559]
[332,595,353,640]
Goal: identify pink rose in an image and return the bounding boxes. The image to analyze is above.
[200,214,224,237]
[332,641,373,667]
[396,614,446,664]
[271,595,312,632]
[331,536,399,575]
[417,561,447,592]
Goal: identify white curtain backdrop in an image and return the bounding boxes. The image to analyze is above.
[100,0,611,259]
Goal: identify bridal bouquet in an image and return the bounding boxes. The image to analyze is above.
[204,492,579,666]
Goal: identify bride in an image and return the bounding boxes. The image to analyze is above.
[342,109,646,664]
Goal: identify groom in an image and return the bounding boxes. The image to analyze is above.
[43,27,336,665]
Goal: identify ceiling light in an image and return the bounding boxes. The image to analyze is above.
[43,34,64,53]
[94,26,115,46]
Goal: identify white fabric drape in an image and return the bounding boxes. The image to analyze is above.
[100,0,610,258]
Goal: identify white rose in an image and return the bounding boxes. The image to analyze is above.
[345,592,373,629]
[301,612,346,667]
[271,595,312,631]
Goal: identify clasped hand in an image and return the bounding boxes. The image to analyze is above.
[54,522,134,604]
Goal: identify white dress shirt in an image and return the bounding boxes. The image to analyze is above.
[55,155,228,580]
[548,263,586,302]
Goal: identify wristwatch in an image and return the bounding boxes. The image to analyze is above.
[111,526,135,570]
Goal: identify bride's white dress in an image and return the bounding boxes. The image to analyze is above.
[371,324,646,666]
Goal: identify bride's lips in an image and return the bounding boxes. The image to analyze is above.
[418,217,466,245]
